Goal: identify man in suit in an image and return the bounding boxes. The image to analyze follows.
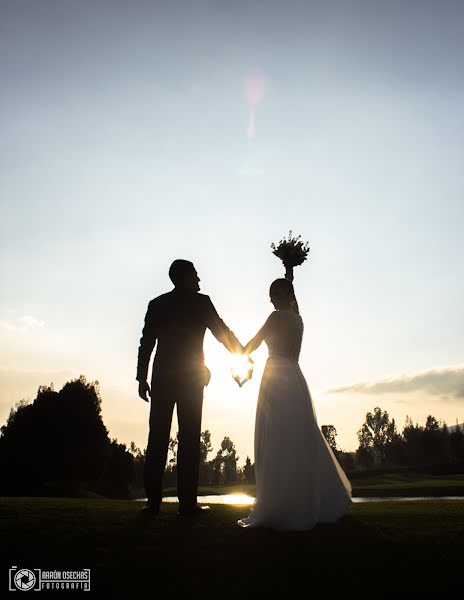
[136,259,243,516]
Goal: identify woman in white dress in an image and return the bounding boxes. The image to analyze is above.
[238,278,352,531]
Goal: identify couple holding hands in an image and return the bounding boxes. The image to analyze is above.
[136,259,351,530]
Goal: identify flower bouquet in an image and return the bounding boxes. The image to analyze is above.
[271,230,310,281]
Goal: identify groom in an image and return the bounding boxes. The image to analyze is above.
[136,259,243,515]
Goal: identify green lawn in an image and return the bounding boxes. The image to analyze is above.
[161,471,464,499]
[350,471,464,497]
[1,496,463,596]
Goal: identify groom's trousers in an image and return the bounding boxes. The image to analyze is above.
[144,371,204,510]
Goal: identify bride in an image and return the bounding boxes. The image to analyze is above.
[237,278,352,531]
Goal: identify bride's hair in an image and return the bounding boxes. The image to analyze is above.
[270,278,299,314]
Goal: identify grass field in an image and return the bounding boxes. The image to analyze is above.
[160,470,464,499]
[349,471,464,497]
[1,496,463,596]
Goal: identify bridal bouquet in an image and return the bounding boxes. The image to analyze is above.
[271,230,310,281]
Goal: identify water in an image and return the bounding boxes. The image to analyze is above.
[135,494,464,505]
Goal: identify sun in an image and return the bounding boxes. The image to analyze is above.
[203,335,254,388]
[231,354,254,386]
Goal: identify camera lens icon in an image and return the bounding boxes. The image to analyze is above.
[14,569,36,591]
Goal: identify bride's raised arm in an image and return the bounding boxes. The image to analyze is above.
[243,312,276,355]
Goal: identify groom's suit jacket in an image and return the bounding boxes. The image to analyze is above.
[136,289,241,385]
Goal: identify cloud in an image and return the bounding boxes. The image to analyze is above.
[328,365,464,400]
[0,314,45,332]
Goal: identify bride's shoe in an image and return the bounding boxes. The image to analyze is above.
[237,517,254,528]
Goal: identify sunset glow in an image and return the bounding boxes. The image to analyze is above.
[1,1,463,462]
[231,353,254,386]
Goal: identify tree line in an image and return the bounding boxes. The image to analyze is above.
[160,431,255,489]
[324,407,464,471]
[1,377,463,499]
[0,375,255,499]
[0,376,134,498]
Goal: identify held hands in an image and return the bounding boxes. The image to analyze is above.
[233,372,252,388]
[231,353,254,388]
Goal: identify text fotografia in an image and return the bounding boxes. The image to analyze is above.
[9,567,90,591]
[42,570,90,590]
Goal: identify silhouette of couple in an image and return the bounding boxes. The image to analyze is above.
[136,259,352,530]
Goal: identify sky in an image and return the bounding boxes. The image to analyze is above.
[1,0,464,461]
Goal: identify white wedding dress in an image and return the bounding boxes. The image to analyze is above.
[238,309,352,531]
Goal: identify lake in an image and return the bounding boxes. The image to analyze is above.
[136,494,464,504]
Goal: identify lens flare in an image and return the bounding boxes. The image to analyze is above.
[231,354,254,386]
[244,68,267,140]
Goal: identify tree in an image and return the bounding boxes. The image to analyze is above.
[162,433,179,488]
[355,445,374,468]
[450,423,464,462]
[357,407,397,465]
[0,375,112,495]
[220,437,239,484]
[422,415,451,464]
[200,430,213,463]
[403,416,424,466]
[199,430,213,484]
[167,433,179,467]
[243,456,255,484]
[401,415,452,466]
[128,442,145,496]
[211,454,223,485]
[207,436,239,485]
[321,425,338,454]
[425,415,440,431]
[337,451,356,472]
[384,431,407,466]
[99,439,134,496]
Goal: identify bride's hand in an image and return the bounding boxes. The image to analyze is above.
[232,372,252,387]
[232,365,253,388]
[232,374,243,387]
[238,372,253,387]
[231,354,254,387]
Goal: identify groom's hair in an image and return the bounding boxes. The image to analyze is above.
[169,259,195,285]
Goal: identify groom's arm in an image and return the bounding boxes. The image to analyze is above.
[204,296,243,354]
[136,299,159,384]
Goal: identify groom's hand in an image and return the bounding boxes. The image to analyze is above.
[232,355,254,387]
[232,374,243,387]
[138,381,151,402]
